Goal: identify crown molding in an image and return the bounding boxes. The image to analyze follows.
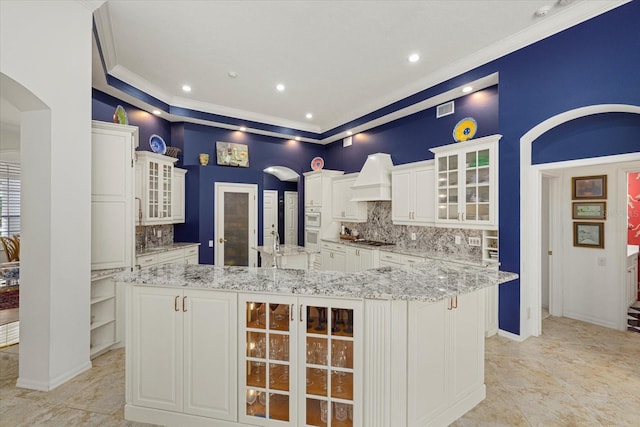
[92,3,117,71]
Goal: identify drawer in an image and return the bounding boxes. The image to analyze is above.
[184,246,199,258]
[379,251,425,266]
[157,248,185,264]
[136,254,158,267]
[321,241,345,253]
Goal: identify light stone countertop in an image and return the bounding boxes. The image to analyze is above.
[136,242,200,257]
[115,262,518,302]
[252,244,318,256]
[628,245,639,257]
[321,237,484,266]
[91,267,127,281]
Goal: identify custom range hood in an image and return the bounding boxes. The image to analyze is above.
[350,153,394,201]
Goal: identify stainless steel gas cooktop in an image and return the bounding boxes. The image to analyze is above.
[352,240,395,247]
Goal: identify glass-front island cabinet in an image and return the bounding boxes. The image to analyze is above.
[239,294,361,426]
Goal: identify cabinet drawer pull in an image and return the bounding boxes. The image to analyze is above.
[183,296,187,312]
[174,295,180,312]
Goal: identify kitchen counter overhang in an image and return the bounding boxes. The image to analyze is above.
[116,261,517,302]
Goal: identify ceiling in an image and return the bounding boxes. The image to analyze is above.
[2,1,628,140]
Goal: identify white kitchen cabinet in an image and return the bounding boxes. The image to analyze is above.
[320,241,346,272]
[172,168,187,224]
[378,251,426,268]
[135,151,186,225]
[239,294,362,426]
[134,245,200,268]
[91,121,137,271]
[430,134,501,229]
[406,290,484,426]
[345,246,379,272]
[628,252,638,307]
[304,169,343,208]
[391,160,435,225]
[184,246,199,264]
[482,229,499,267]
[90,274,118,358]
[332,174,367,222]
[127,286,237,422]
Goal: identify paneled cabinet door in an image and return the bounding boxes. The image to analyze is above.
[391,161,435,225]
[431,135,500,228]
[172,168,186,224]
[345,246,377,272]
[135,151,178,225]
[305,174,322,207]
[407,290,484,426]
[332,175,367,222]
[130,286,237,421]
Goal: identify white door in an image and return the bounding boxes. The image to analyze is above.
[284,191,298,246]
[214,183,258,267]
[263,190,278,250]
[91,123,136,270]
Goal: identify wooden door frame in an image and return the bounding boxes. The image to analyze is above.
[214,182,257,267]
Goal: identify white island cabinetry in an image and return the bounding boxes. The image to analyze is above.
[126,286,237,423]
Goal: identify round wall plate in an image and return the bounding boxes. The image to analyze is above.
[149,134,167,155]
[453,117,477,142]
[310,156,324,170]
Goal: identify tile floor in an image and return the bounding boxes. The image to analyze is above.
[1,316,639,426]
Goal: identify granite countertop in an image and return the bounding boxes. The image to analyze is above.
[136,242,200,257]
[91,267,128,281]
[115,262,518,302]
[252,244,317,256]
[321,238,484,266]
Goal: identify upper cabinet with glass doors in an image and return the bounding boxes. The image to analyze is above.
[429,134,501,229]
[135,151,186,225]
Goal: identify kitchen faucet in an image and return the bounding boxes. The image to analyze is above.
[271,228,280,268]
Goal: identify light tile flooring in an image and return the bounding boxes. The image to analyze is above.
[1,316,639,426]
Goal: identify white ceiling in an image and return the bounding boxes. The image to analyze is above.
[2,1,628,138]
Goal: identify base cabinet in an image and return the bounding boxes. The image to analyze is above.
[345,246,379,272]
[127,286,237,422]
[406,291,484,427]
[239,294,362,426]
[320,242,347,272]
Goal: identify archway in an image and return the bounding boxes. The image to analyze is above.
[520,104,640,339]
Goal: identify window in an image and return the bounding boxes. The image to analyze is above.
[0,162,20,237]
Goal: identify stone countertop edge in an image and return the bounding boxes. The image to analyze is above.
[115,262,518,303]
[321,237,484,267]
[91,267,128,281]
[136,242,201,257]
[252,244,319,255]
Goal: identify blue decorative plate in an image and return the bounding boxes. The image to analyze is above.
[113,105,128,125]
[149,134,167,155]
[453,117,477,142]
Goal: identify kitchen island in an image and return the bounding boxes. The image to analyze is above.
[118,262,517,427]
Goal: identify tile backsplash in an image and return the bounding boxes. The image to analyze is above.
[342,201,482,261]
[136,225,174,252]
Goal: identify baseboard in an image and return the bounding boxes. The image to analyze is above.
[498,328,527,342]
[16,360,92,391]
[125,404,247,427]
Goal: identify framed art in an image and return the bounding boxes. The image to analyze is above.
[572,175,607,200]
[216,141,249,167]
[573,222,604,249]
[572,202,606,220]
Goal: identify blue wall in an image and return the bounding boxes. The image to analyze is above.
[93,1,640,335]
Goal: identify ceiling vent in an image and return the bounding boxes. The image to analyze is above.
[436,101,455,118]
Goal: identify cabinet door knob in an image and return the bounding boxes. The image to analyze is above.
[219,237,227,243]
[174,296,180,312]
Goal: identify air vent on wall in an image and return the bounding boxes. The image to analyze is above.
[436,101,454,118]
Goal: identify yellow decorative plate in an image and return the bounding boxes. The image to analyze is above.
[453,117,477,142]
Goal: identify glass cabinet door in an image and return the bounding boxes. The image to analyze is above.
[437,154,459,221]
[303,303,356,427]
[464,147,491,223]
[243,298,293,423]
[147,161,159,219]
[161,163,172,218]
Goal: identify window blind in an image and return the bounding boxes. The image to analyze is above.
[0,162,21,237]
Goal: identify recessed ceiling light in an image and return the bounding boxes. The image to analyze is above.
[408,53,420,63]
[239,126,247,132]
[276,83,285,92]
[295,136,301,141]
[228,71,238,78]
[346,131,353,136]
[306,113,313,119]
[152,110,162,116]
[462,86,473,93]
[182,84,192,92]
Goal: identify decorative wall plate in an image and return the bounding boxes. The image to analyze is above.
[113,105,128,125]
[310,156,324,171]
[453,117,477,142]
[149,134,167,155]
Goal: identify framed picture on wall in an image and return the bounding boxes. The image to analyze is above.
[573,222,604,249]
[572,202,606,220]
[572,175,607,199]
